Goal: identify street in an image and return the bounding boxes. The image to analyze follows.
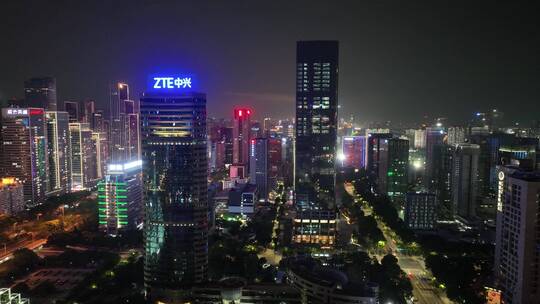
[344,183,453,304]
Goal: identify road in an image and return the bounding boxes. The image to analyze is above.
[0,238,47,263]
[344,183,453,304]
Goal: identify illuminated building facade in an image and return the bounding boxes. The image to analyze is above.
[366,133,393,179]
[98,159,143,235]
[250,138,269,200]
[405,192,437,230]
[233,108,252,167]
[378,138,409,202]
[1,108,48,207]
[46,111,71,194]
[140,88,208,302]
[342,136,367,170]
[0,178,25,215]
[110,82,140,162]
[69,122,96,191]
[495,167,540,304]
[294,41,339,246]
[24,77,57,111]
[295,40,339,209]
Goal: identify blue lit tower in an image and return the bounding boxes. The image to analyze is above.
[140,79,208,302]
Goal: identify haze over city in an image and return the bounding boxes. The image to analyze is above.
[1,0,538,123]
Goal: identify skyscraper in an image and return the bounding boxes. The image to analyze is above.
[1,108,48,207]
[425,127,446,188]
[141,87,208,302]
[46,111,71,194]
[110,82,138,162]
[24,77,57,111]
[366,133,393,179]
[64,101,80,122]
[250,138,269,200]
[295,40,339,209]
[342,136,367,170]
[452,143,480,221]
[378,138,409,203]
[69,123,96,191]
[294,40,338,247]
[98,159,143,235]
[495,167,540,304]
[232,108,252,166]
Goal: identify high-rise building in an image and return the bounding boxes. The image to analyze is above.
[425,127,446,188]
[232,108,252,167]
[141,88,208,302]
[1,108,48,207]
[250,138,269,200]
[98,159,143,235]
[46,111,71,194]
[0,177,25,215]
[366,133,393,179]
[83,100,95,124]
[452,143,480,221]
[342,136,367,170]
[414,129,426,149]
[110,82,129,162]
[24,77,57,111]
[405,192,437,230]
[295,41,339,209]
[69,123,97,191]
[494,167,540,304]
[378,138,409,203]
[432,144,455,220]
[447,126,467,145]
[294,41,339,247]
[64,101,80,122]
[92,132,108,179]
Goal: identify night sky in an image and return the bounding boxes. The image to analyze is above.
[1,0,538,124]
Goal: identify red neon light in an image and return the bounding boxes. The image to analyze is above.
[30,109,44,115]
[251,139,255,144]
[247,110,251,115]
[238,110,243,117]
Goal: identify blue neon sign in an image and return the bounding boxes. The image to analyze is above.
[152,76,192,89]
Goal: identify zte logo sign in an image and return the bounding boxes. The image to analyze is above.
[153,77,192,89]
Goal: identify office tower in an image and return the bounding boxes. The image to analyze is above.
[91,111,105,132]
[69,123,96,191]
[1,108,48,207]
[250,138,269,200]
[378,138,409,202]
[414,129,426,149]
[109,82,139,162]
[92,132,108,179]
[46,111,71,194]
[141,89,208,302]
[233,108,252,166]
[447,126,466,145]
[494,167,540,304]
[469,134,491,198]
[366,133,393,179]
[452,143,480,221]
[425,127,446,188]
[268,137,282,186]
[83,100,95,124]
[64,101,80,122]
[293,41,338,247]
[98,159,143,235]
[295,40,339,208]
[224,127,234,165]
[341,136,367,170]
[0,178,25,215]
[405,192,437,230]
[432,144,455,220]
[24,77,57,111]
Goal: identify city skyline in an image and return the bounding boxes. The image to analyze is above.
[1,1,539,124]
